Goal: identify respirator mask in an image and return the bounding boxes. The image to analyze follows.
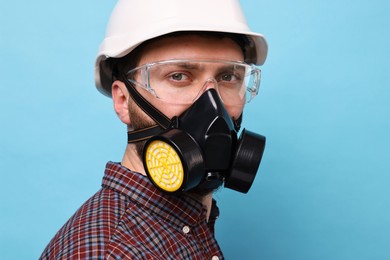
[122,59,266,194]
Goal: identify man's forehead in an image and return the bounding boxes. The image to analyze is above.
[136,34,245,66]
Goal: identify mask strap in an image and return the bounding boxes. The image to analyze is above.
[121,72,171,143]
[127,125,164,143]
[125,82,171,129]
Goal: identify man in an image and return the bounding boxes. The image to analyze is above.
[40,0,268,259]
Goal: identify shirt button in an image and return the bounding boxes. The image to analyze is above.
[211,256,219,260]
[182,226,190,234]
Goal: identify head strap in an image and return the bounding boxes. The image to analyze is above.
[120,71,171,143]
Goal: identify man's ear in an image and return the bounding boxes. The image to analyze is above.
[112,80,131,125]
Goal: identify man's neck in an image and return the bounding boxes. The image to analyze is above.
[121,144,147,176]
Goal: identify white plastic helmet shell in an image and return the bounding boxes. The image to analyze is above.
[95,0,268,97]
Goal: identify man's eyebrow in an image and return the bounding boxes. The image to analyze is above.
[168,62,241,72]
[172,62,202,70]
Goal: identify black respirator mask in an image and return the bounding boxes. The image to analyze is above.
[124,76,266,194]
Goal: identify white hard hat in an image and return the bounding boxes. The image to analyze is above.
[95,0,268,97]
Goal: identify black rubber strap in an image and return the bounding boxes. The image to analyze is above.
[122,72,171,129]
[127,125,164,143]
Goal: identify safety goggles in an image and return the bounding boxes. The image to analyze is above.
[125,59,261,106]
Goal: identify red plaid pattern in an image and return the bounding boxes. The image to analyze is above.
[40,162,224,259]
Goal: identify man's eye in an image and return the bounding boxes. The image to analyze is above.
[170,73,187,81]
[220,74,236,82]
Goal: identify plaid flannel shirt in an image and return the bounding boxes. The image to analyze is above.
[40,162,224,259]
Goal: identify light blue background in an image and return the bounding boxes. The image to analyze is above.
[1,0,389,259]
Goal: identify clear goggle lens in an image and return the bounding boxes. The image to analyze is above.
[126,59,261,106]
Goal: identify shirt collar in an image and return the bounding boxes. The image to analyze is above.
[101,161,219,227]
